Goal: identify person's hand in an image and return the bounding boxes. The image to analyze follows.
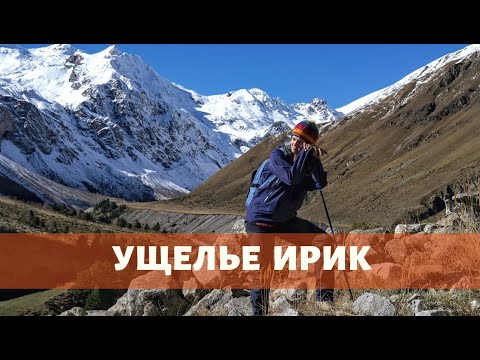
[304,143,327,159]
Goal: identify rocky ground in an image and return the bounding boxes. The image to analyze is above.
[56,207,480,316]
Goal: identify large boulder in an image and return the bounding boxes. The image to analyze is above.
[184,289,231,316]
[394,224,424,236]
[385,233,430,265]
[58,307,87,316]
[108,288,189,316]
[108,271,189,316]
[352,293,395,316]
[345,232,386,264]
[365,263,402,284]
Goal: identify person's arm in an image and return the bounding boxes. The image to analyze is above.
[268,148,312,186]
[304,145,328,191]
[306,158,326,190]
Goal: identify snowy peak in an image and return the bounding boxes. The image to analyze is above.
[37,44,77,55]
[337,44,480,115]
[0,44,186,111]
[196,87,341,147]
[226,88,270,105]
[248,88,270,102]
[102,44,122,57]
[0,44,30,56]
[312,97,327,107]
[0,44,342,203]
[293,97,343,123]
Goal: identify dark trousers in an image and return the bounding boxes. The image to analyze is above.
[245,217,335,316]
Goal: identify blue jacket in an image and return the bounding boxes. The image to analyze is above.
[245,144,324,224]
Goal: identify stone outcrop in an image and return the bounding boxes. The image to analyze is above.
[0,107,14,142]
[352,293,395,316]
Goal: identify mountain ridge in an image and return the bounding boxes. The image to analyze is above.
[169,44,480,229]
[0,44,340,203]
[337,44,480,115]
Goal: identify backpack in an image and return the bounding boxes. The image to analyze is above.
[245,159,277,208]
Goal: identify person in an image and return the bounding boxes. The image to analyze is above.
[244,120,335,316]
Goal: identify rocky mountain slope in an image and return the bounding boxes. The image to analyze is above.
[0,44,340,204]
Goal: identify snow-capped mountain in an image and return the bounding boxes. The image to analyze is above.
[0,44,340,202]
[293,98,343,123]
[187,87,341,150]
[337,44,480,115]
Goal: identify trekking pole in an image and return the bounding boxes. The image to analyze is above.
[309,147,354,301]
[314,165,353,301]
[319,190,353,301]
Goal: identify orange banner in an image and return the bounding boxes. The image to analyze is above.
[1,233,479,289]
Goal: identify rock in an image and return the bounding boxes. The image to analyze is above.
[366,263,402,283]
[345,232,384,264]
[404,233,430,250]
[0,107,14,141]
[231,218,246,233]
[394,224,423,236]
[384,239,408,264]
[408,299,424,314]
[223,297,253,316]
[184,289,231,316]
[182,288,209,305]
[470,299,480,311]
[270,295,299,316]
[142,302,160,316]
[415,309,451,316]
[86,310,111,316]
[385,233,429,265]
[444,199,454,216]
[108,272,189,316]
[58,307,87,316]
[349,228,389,234]
[423,224,440,233]
[352,293,395,316]
[182,277,209,304]
[192,266,220,289]
[108,288,188,316]
[277,308,299,316]
[271,295,290,311]
[435,213,459,228]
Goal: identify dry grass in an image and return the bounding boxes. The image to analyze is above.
[0,195,148,233]
[0,289,67,316]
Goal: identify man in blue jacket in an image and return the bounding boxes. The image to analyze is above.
[245,120,334,316]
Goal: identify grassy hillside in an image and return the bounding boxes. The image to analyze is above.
[0,289,66,316]
[146,53,480,230]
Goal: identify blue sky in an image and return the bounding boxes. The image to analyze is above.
[23,44,470,109]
